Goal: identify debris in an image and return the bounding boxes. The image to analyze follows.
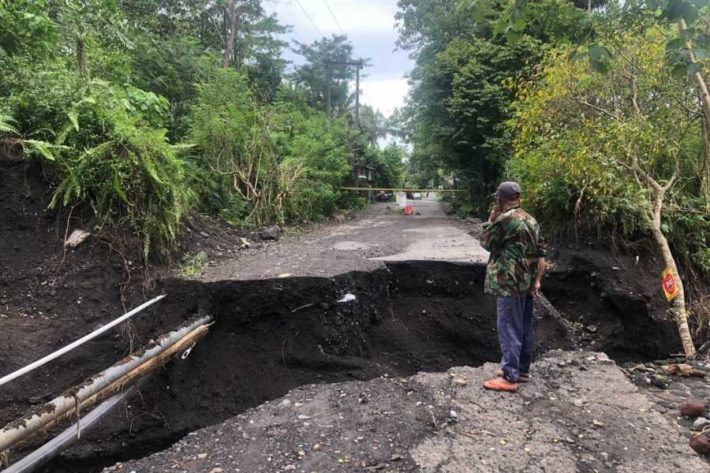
[337,293,356,303]
[277,273,291,278]
[259,225,282,241]
[692,418,710,432]
[239,237,251,249]
[664,363,706,378]
[592,419,606,428]
[197,453,208,459]
[65,229,91,248]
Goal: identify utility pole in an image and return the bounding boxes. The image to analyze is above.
[324,59,363,126]
[326,62,332,118]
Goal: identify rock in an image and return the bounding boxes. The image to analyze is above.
[259,225,282,241]
[692,417,710,432]
[451,376,467,387]
[279,399,292,408]
[680,400,706,418]
[197,453,208,459]
[284,465,296,471]
[65,229,91,247]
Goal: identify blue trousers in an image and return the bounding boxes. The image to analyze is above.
[497,295,534,383]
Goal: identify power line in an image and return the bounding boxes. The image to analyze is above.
[322,0,345,35]
[294,0,323,37]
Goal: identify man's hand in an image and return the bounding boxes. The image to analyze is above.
[530,279,542,298]
[530,257,546,298]
[488,208,499,224]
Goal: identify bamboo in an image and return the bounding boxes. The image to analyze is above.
[0,295,166,388]
[0,316,211,454]
[0,386,139,473]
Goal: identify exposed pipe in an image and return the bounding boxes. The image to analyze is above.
[0,384,139,473]
[0,295,166,388]
[0,316,211,454]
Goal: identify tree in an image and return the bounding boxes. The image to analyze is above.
[291,35,365,116]
[512,30,701,356]
[396,0,594,214]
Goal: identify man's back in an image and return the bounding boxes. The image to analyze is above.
[480,206,546,297]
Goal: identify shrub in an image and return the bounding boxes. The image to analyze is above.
[46,82,192,260]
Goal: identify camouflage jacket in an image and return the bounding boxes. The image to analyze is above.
[479,206,547,297]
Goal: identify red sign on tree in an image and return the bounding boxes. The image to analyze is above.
[662,268,679,301]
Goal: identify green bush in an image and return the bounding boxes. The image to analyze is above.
[189,69,354,226]
[46,82,192,260]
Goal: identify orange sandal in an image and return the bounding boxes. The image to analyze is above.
[483,377,519,392]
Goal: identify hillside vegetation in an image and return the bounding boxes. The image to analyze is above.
[0,0,406,260]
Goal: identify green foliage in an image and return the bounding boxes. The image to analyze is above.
[180,250,208,277]
[1,0,406,260]
[511,28,710,270]
[291,35,367,116]
[0,112,18,135]
[0,0,57,55]
[188,66,356,226]
[0,58,84,140]
[48,82,192,260]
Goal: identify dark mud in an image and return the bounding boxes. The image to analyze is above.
[15,259,573,472]
[545,244,682,360]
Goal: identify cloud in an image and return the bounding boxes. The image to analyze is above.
[360,78,408,117]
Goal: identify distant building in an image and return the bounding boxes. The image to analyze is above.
[353,163,375,187]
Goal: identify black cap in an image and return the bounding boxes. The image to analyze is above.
[494,181,522,200]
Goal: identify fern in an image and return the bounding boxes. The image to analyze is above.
[0,113,18,135]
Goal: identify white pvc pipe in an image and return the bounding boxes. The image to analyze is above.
[0,385,138,473]
[0,295,166,388]
[0,315,210,453]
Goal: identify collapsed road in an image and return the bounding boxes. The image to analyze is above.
[1,195,708,472]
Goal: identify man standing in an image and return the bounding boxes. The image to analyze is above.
[479,181,546,392]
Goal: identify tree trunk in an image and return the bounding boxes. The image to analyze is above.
[650,191,696,358]
[76,35,87,79]
[679,18,710,205]
[222,0,238,68]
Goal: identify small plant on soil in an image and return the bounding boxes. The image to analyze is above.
[180,251,208,277]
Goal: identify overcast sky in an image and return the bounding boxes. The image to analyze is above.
[263,0,413,117]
